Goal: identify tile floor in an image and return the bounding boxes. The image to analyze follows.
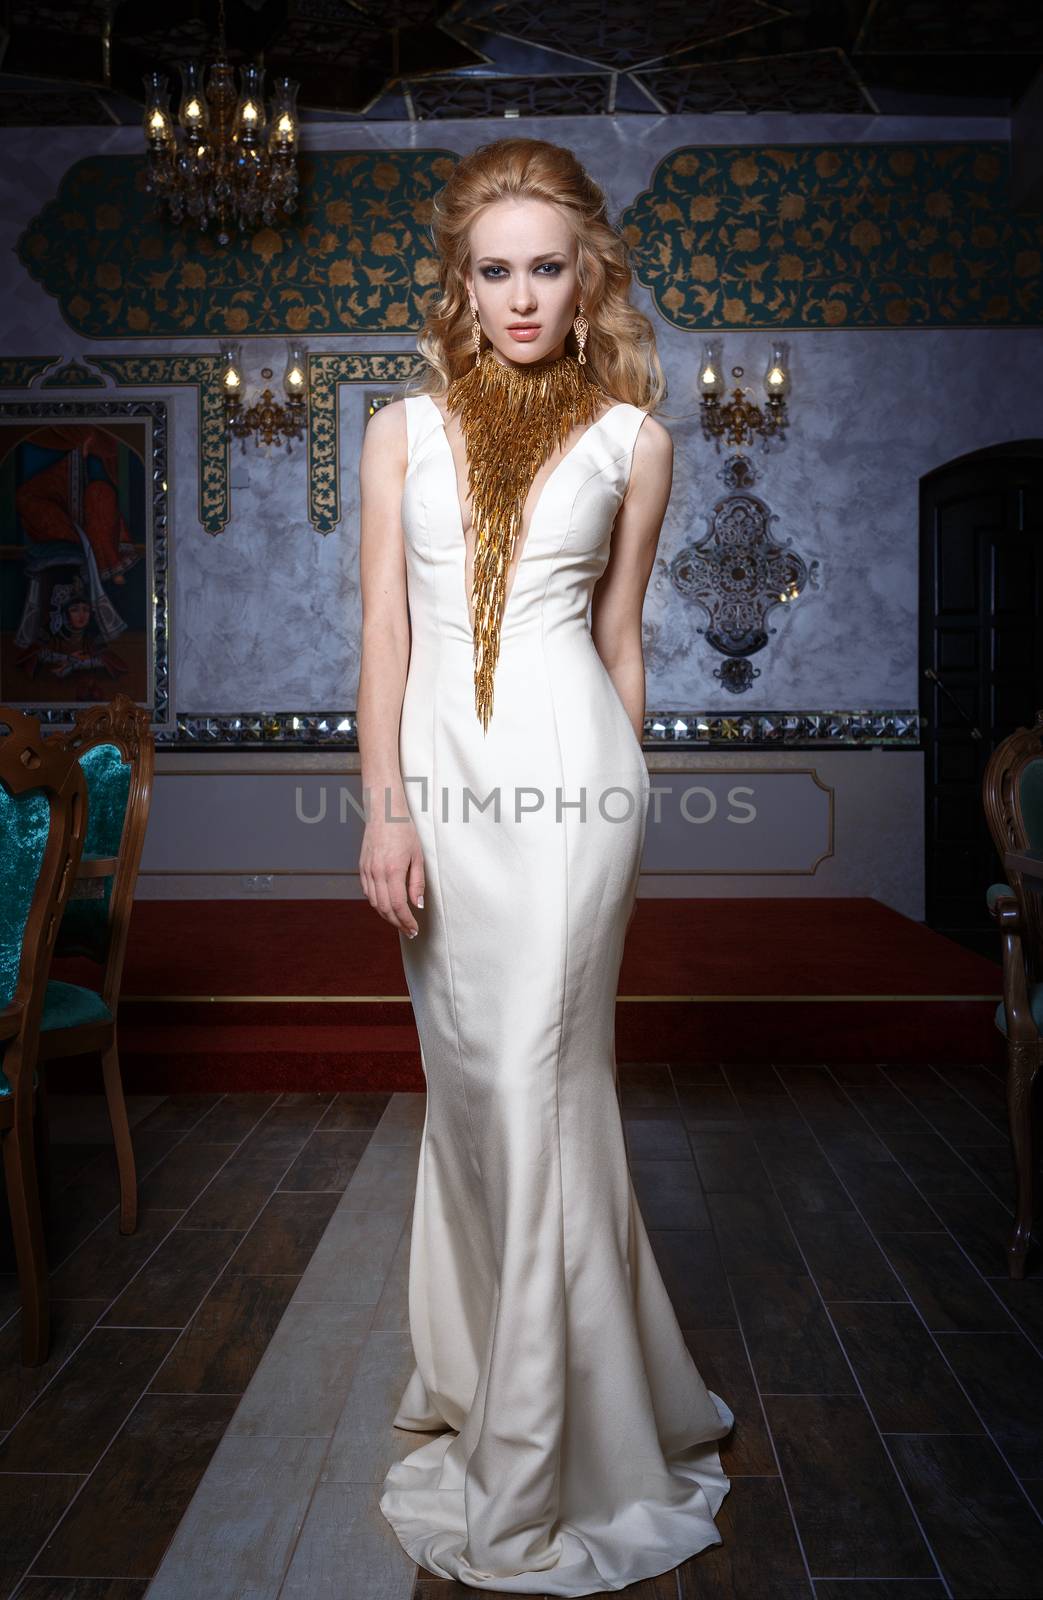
[1,1062,1041,1599]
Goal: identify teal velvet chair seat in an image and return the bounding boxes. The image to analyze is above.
[0,984,113,1093]
[40,980,113,1032]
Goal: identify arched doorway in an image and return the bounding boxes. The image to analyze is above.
[921,439,1043,956]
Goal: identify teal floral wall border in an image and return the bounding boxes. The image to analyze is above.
[0,357,61,387]
[40,359,106,388]
[86,354,229,533]
[620,142,1043,330]
[308,351,425,534]
[17,150,455,340]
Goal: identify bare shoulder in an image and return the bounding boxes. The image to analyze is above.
[360,395,407,473]
[629,410,672,484]
[364,396,408,444]
[634,411,672,459]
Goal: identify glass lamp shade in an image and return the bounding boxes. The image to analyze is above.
[698,340,724,398]
[178,60,209,136]
[143,72,174,148]
[220,343,243,402]
[284,342,306,399]
[269,77,300,152]
[764,343,789,398]
[234,64,267,144]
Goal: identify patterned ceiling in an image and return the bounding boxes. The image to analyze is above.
[0,0,1040,124]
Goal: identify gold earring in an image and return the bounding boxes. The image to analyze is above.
[573,302,589,365]
[471,304,482,366]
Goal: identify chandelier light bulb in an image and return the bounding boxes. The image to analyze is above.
[698,341,724,397]
[284,340,307,399]
[764,343,789,397]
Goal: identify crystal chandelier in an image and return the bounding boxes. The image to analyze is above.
[142,0,299,246]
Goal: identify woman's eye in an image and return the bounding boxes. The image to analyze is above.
[478,263,562,280]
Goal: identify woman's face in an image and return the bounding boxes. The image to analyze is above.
[465,198,580,368]
[67,601,91,629]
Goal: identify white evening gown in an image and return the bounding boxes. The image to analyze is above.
[378,392,733,1595]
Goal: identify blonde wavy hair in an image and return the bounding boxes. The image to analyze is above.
[412,137,666,412]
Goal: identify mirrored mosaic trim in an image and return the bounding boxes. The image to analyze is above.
[1,398,170,730]
[308,351,426,533]
[153,708,921,749]
[644,710,921,744]
[87,355,229,533]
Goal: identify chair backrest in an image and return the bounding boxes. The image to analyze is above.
[0,707,88,1089]
[982,708,1043,985]
[50,694,155,1014]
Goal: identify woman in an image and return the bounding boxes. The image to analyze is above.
[357,137,732,1594]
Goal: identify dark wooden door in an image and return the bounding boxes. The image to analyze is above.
[921,442,1043,957]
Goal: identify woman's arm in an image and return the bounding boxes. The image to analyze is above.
[357,399,424,937]
[590,415,673,744]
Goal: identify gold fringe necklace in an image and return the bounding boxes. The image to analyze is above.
[446,350,606,733]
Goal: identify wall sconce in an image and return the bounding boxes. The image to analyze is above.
[699,340,790,452]
[221,341,307,451]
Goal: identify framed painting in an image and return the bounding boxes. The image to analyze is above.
[0,399,169,729]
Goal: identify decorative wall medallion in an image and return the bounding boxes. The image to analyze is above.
[719,453,758,490]
[716,658,760,693]
[16,150,456,339]
[86,354,229,533]
[308,352,425,533]
[669,492,819,692]
[621,142,1043,330]
[0,399,170,731]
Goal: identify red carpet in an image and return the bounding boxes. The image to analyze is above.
[48,898,1006,1091]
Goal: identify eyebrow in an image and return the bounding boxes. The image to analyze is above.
[474,251,567,266]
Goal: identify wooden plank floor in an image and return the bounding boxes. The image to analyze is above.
[1,1064,1041,1599]
[0,1087,393,1599]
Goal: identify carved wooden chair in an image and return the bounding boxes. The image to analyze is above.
[982,708,1043,1278]
[0,707,88,1365]
[38,694,155,1237]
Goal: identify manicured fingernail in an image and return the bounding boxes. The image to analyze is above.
[417,895,424,908]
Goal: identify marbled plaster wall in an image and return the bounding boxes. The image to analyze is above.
[2,113,1040,722]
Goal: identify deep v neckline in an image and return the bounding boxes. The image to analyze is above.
[424,392,628,636]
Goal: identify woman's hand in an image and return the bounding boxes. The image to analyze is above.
[360,814,426,938]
